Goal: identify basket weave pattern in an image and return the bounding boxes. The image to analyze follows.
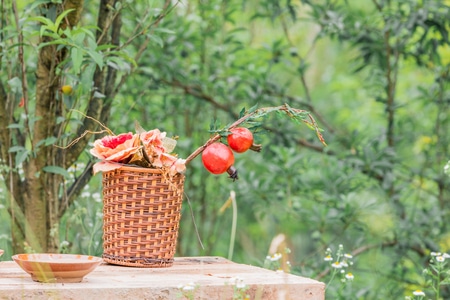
[102,166,185,267]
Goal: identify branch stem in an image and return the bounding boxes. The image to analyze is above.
[185,104,326,165]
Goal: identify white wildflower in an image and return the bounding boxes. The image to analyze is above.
[436,256,445,262]
[331,262,342,269]
[60,240,70,247]
[324,255,333,261]
[345,273,354,280]
[270,253,282,261]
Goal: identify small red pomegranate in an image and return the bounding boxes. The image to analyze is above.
[202,143,238,180]
[227,127,254,153]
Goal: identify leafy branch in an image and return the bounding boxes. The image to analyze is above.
[185,103,326,165]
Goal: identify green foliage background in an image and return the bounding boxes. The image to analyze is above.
[1,0,449,299]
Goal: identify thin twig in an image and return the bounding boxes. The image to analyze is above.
[56,109,114,149]
[184,192,205,250]
[72,108,114,134]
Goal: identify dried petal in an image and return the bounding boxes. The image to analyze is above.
[92,161,123,174]
[90,133,140,163]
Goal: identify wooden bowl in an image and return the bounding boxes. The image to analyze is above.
[12,253,102,283]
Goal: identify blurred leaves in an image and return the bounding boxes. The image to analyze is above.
[0,0,449,298]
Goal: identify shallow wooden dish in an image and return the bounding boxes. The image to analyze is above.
[12,253,102,283]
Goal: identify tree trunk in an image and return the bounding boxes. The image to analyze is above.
[16,1,84,253]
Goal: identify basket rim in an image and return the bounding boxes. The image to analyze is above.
[105,165,184,175]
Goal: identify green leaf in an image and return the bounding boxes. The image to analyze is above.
[154,28,176,34]
[248,104,259,114]
[110,51,137,68]
[209,118,216,131]
[7,77,22,93]
[239,107,246,118]
[56,116,66,124]
[87,50,104,69]
[43,166,71,179]
[8,146,26,153]
[36,136,58,147]
[79,26,98,39]
[54,9,75,31]
[15,150,30,166]
[7,123,24,129]
[80,62,97,87]
[96,44,117,51]
[73,31,85,45]
[149,34,164,48]
[93,91,106,98]
[28,16,54,27]
[71,47,84,74]
[61,28,73,39]
[107,56,131,72]
[25,0,59,13]
[37,38,70,49]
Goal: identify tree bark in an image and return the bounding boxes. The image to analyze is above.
[19,0,84,253]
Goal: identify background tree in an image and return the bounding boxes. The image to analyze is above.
[0,0,177,253]
[1,0,449,299]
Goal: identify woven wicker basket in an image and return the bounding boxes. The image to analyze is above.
[101,166,185,268]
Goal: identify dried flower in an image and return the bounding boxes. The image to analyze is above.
[90,133,140,162]
[90,128,186,175]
